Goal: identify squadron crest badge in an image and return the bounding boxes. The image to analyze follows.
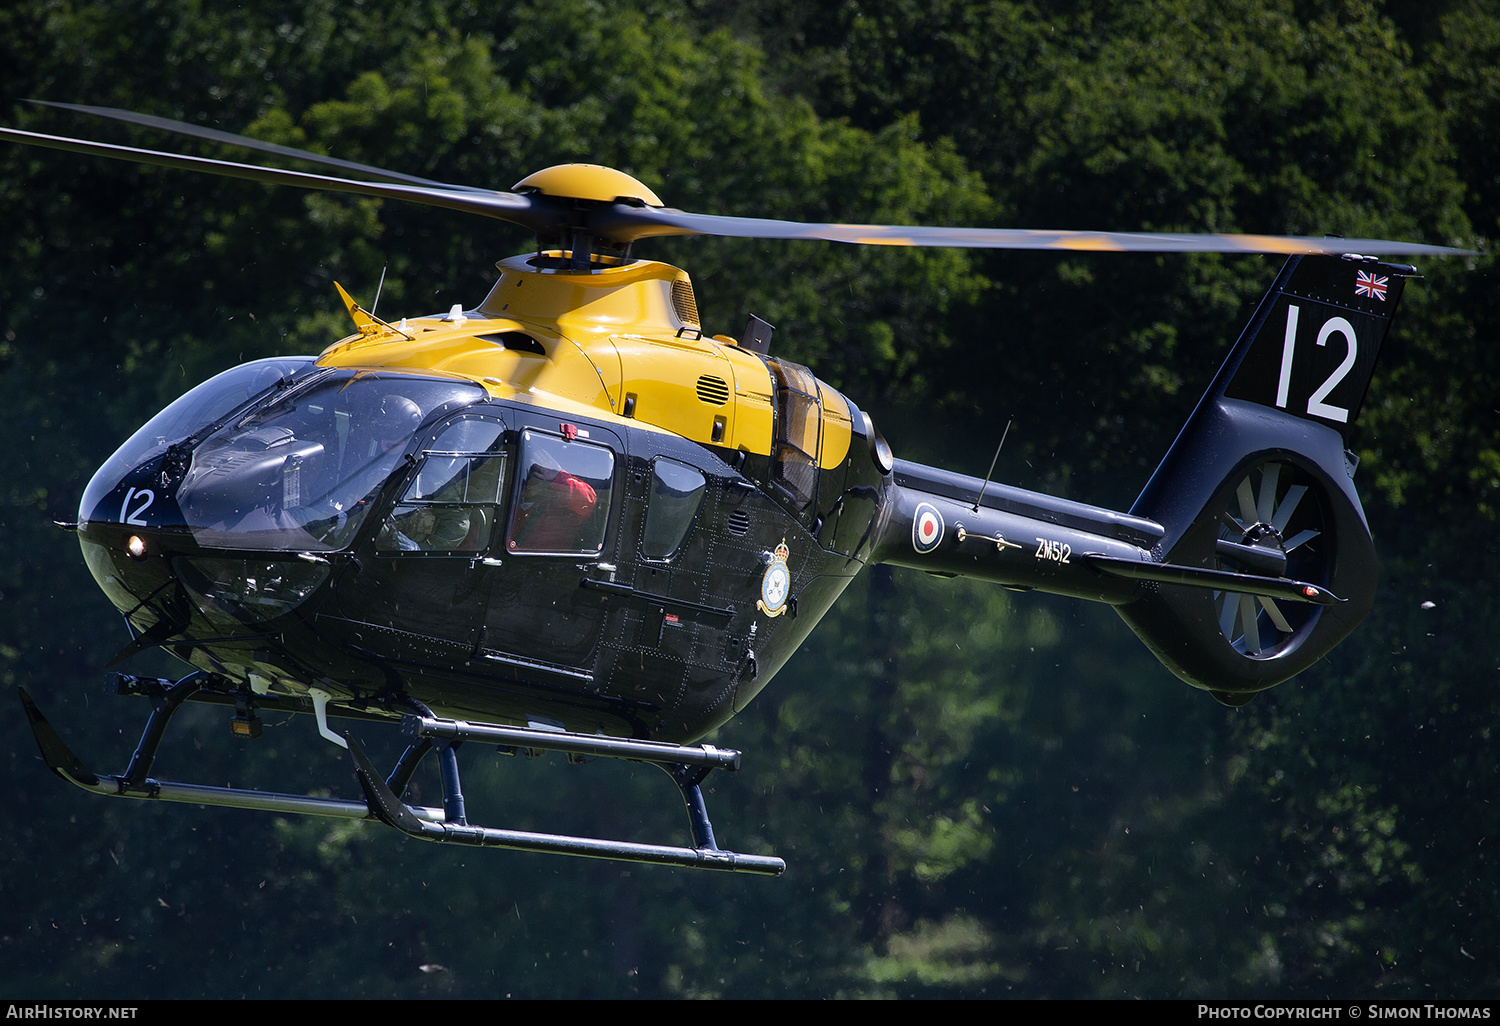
[758,539,792,618]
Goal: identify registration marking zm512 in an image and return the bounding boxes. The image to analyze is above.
[1035,538,1071,564]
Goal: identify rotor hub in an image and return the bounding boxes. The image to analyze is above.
[512,164,663,207]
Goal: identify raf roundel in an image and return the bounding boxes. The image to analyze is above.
[912,502,945,554]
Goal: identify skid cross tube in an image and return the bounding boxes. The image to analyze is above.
[348,735,784,873]
[19,677,785,875]
[380,712,781,873]
[401,714,743,770]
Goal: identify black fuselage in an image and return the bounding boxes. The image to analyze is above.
[79,363,887,743]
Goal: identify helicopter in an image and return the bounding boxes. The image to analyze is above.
[3,102,1470,875]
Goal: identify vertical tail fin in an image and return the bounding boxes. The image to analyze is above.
[1117,254,1414,703]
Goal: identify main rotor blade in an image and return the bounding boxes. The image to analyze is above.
[4,109,1474,257]
[0,126,553,227]
[28,99,494,193]
[595,205,1472,257]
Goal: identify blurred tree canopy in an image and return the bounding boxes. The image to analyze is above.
[0,0,1494,999]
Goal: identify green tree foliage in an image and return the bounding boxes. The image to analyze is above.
[0,0,1494,999]
[704,0,1472,481]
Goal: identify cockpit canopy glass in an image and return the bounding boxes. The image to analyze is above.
[81,357,319,522]
[178,372,486,551]
[78,361,487,552]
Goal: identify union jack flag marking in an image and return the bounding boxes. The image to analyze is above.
[1355,269,1388,301]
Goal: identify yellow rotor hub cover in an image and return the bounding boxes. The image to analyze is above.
[513,164,663,207]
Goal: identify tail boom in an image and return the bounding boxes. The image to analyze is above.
[871,459,1163,603]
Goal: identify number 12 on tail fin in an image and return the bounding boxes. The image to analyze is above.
[1225,256,1413,441]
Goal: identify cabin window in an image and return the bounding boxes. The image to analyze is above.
[506,430,615,555]
[376,416,508,554]
[641,458,706,561]
[766,357,822,517]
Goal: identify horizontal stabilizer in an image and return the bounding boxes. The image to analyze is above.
[1082,554,1342,605]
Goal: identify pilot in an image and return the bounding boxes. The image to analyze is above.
[330,391,421,508]
[509,448,598,552]
[373,394,422,456]
[380,501,475,552]
[378,456,480,553]
[310,392,430,548]
[366,395,484,552]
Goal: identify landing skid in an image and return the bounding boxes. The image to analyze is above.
[18,673,785,875]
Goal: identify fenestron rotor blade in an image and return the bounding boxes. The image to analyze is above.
[591,205,1474,257]
[1220,590,1240,640]
[1259,595,1294,634]
[1257,463,1281,524]
[0,126,553,227]
[27,99,493,193]
[1237,476,1258,526]
[1221,510,1250,536]
[1282,528,1321,552]
[1270,484,1308,534]
[1240,593,1261,654]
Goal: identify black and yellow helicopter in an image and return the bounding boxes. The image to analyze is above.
[3,102,1468,875]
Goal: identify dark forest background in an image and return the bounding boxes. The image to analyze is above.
[1,0,1495,999]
